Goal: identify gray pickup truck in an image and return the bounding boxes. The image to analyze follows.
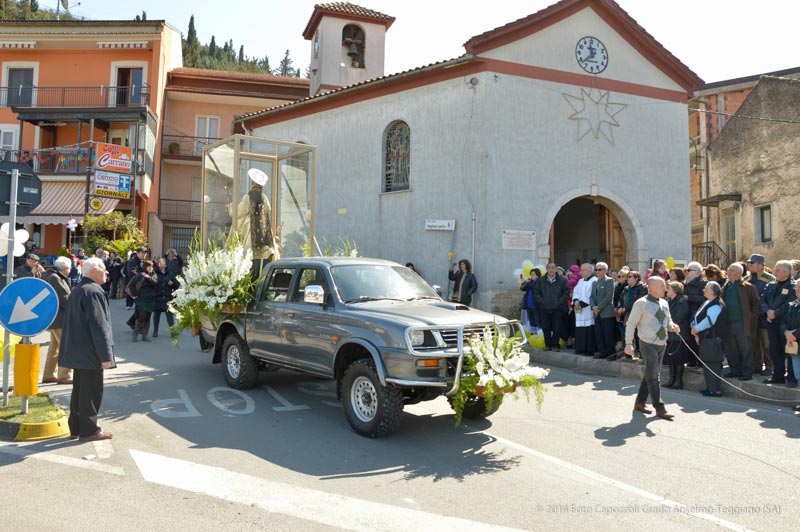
[200,257,523,437]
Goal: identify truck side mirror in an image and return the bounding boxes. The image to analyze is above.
[304,284,325,305]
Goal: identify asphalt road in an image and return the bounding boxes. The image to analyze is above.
[1,299,798,532]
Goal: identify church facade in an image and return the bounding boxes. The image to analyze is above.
[236,0,702,312]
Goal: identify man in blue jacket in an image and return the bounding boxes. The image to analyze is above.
[761,260,797,386]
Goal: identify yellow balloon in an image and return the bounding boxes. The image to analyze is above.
[665,256,675,269]
[522,264,533,277]
[448,252,455,260]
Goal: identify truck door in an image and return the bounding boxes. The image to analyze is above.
[282,267,339,374]
[248,266,295,364]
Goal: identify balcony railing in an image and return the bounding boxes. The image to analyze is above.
[160,198,201,222]
[692,241,730,269]
[1,147,92,174]
[0,84,151,109]
[162,134,221,157]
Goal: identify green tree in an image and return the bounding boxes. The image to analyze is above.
[238,45,244,63]
[276,49,294,77]
[30,0,38,12]
[209,35,217,58]
[134,10,147,21]
[184,15,201,67]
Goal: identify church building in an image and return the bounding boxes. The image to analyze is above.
[235,0,702,311]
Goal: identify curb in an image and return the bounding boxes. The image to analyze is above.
[527,347,800,407]
[0,416,70,441]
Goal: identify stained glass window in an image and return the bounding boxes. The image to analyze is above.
[384,121,410,192]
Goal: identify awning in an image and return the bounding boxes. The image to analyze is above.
[696,193,742,207]
[1,181,120,225]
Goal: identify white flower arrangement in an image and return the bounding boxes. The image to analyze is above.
[169,233,254,344]
[451,324,549,425]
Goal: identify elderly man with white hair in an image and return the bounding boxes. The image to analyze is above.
[41,256,74,385]
[761,260,798,386]
[721,263,760,381]
[572,263,597,356]
[683,261,707,367]
[59,257,115,441]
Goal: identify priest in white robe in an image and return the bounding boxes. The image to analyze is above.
[572,263,597,355]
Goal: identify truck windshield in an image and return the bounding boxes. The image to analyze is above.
[331,264,440,303]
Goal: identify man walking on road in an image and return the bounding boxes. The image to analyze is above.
[59,257,116,441]
[625,276,680,420]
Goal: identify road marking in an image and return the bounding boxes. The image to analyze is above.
[151,389,202,418]
[483,431,752,532]
[207,387,256,415]
[263,385,310,412]
[404,405,751,532]
[0,442,124,476]
[130,449,526,532]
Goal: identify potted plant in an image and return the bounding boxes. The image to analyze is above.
[168,141,180,155]
[169,232,254,345]
[449,324,549,426]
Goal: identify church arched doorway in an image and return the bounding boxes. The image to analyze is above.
[549,197,628,269]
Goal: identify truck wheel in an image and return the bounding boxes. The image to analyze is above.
[341,359,403,438]
[221,334,258,389]
[448,394,504,419]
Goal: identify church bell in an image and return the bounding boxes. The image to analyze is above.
[347,43,360,59]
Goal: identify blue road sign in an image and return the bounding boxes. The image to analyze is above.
[0,277,59,337]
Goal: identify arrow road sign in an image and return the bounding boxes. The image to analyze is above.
[0,278,58,337]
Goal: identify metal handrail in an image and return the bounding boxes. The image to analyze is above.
[162,134,221,157]
[0,84,151,109]
[692,241,730,268]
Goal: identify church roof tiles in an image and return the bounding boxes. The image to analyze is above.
[302,2,395,39]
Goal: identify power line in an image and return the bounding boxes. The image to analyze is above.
[695,108,800,125]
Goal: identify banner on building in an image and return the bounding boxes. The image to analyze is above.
[94,142,133,174]
[94,170,132,198]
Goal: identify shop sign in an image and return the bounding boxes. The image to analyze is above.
[95,142,133,174]
[94,170,132,198]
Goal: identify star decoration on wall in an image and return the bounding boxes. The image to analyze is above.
[563,88,627,145]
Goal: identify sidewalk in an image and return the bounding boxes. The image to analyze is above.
[2,298,196,393]
[526,346,800,407]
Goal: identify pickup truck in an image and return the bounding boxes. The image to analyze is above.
[200,257,523,438]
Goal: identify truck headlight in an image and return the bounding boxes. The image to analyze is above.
[409,330,425,346]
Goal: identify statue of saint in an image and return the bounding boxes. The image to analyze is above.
[234,168,279,262]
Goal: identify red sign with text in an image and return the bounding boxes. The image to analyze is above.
[94,142,133,174]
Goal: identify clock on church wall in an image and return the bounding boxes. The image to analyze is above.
[575,36,607,74]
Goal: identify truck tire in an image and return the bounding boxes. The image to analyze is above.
[341,358,403,438]
[222,333,259,389]
[448,394,504,419]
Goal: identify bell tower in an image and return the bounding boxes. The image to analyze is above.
[303,3,395,96]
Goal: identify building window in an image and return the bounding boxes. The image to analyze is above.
[195,116,220,155]
[342,24,365,68]
[7,68,34,107]
[754,204,773,244]
[1,126,17,160]
[384,121,410,193]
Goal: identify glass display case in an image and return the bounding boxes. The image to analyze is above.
[201,135,315,259]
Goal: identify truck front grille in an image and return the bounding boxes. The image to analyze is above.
[439,324,491,347]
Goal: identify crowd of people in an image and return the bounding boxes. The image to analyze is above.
[520,254,800,413]
[9,245,184,384]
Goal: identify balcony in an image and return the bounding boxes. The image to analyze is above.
[1,147,92,174]
[160,198,201,223]
[162,134,220,158]
[1,84,151,110]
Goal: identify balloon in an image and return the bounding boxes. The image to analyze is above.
[447,252,455,260]
[527,334,546,349]
[522,260,534,277]
[665,256,675,269]
[513,268,524,281]
[535,264,546,273]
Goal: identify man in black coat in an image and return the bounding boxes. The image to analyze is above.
[533,262,570,351]
[41,256,73,385]
[125,247,146,310]
[683,262,707,367]
[58,257,115,441]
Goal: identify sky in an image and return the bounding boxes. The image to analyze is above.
[60,0,799,84]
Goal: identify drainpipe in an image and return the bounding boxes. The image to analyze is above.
[471,211,476,266]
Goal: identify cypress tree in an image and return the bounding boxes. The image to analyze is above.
[184,15,201,67]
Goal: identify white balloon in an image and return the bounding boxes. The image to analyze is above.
[13,243,25,257]
[14,229,29,242]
